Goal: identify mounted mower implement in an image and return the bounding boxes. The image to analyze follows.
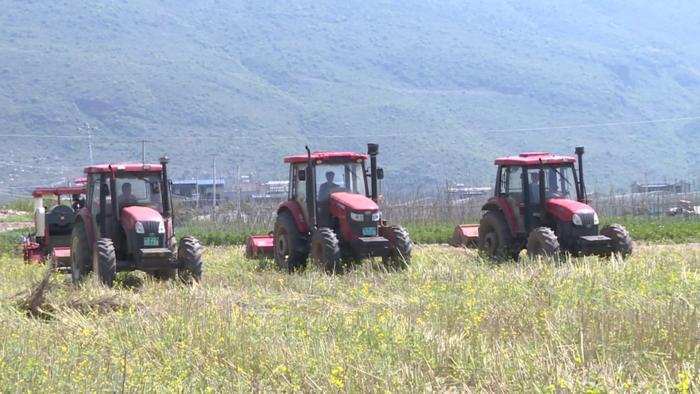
[453,147,633,259]
[23,183,87,271]
[246,143,412,273]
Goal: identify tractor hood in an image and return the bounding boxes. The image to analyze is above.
[546,198,595,221]
[330,192,379,212]
[121,206,164,230]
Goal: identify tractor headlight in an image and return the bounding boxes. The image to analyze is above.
[371,211,382,221]
[572,214,583,226]
[593,212,599,225]
[350,212,364,222]
[135,221,145,234]
[158,221,166,234]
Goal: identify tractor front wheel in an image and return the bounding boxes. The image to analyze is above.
[273,211,308,272]
[70,221,91,284]
[382,225,413,269]
[526,227,560,259]
[478,211,516,261]
[310,228,342,274]
[95,238,117,287]
[601,224,634,258]
[177,236,204,283]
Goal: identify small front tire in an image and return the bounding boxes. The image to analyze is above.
[177,236,204,283]
[70,221,91,284]
[526,227,560,259]
[381,225,413,269]
[310,228,342,274]
[601,224,633,258]
[95,238,117,287]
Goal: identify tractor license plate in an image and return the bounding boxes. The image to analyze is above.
[143,237,159,246]
[362,227,377,236]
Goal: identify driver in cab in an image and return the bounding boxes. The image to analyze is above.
[117,182,138,208]
[318,171,340,202]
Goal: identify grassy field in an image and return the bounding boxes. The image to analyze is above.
[0,244,697,392]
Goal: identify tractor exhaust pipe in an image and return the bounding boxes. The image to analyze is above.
[368,143,379,202]
[538,159,547,220]
[160,156,172,219]
[305,146,316,227]
[575,146,586,202]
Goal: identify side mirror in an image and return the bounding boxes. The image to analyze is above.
[298,169,306,181]
[376,168,384,180]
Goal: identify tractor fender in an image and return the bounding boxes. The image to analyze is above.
[75,208,96,247]
[277,201,309,234]
[481,197,519,237]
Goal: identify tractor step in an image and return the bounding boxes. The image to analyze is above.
[349,236,390,258]
[450,224,479,248]
[577,235,613,255]
[133,248,175,270]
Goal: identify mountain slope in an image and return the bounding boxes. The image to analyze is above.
[1,0,699,193]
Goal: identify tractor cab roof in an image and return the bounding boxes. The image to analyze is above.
[32,186,86,198]
[84,163,163,174]
[284,152,368,164]
[495,152,576,166]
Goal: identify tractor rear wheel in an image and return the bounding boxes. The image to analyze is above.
[601,224,633,257]
[70,221,91,284]
[382,225,413,269]
[177,236,204,283]
[273,211,308,272]
[478,211,516,261]
[95,238,117,287]
[310,228,342,274]
[526,227,560,259]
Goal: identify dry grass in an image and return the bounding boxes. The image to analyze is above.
[0,245,698,392]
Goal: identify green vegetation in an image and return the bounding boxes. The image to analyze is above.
[1,1,700,188]
[179,217,700,246]
[0,199,33,212]
[1,245,697,391]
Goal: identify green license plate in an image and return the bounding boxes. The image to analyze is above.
[362,227,377,236]
[144,237,159,246]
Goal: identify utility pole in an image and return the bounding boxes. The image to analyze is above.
[82,122,95,165]
[212,154,217,214]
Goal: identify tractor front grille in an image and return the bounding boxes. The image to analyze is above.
[578,213,596,226]
[141,221,161,235]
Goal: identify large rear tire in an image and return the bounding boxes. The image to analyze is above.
[382,225,412,269]
[310,228,342,274]
[478,211,517,261]
[95,238,117,287]
[526,227,560,259]
[70,221,91,284]
[177,236,204,283]
[273,211,308,272]
[601,224,633,258]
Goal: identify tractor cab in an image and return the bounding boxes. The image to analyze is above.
[71,158,204,286]
[83,163,170,262]
[494,152,586,234]
[284,151,378,229]
[455,147,633,260]
[247,144,412,275]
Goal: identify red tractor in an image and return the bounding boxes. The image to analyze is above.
[454,147,633,259]
[247,144,412,273]
[23,183,87,270]
[70,158,203,286]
